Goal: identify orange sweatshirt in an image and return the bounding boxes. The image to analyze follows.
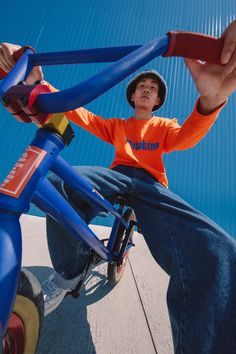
[64,100,224,187]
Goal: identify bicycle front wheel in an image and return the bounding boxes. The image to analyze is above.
[3,268,44,354]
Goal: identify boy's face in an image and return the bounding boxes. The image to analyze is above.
[131,78,160,112]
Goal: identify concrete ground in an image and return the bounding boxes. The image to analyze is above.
[21,215,173,354]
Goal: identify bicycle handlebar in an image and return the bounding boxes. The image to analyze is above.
[164,31,224,64]
[0,31,224,114]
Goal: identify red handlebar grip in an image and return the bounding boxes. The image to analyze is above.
[163,31,225,65]
[0,45,35,80]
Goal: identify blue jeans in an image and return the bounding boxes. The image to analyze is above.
[46,165,236,353]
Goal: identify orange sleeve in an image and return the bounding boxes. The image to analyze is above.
[46,82,115,145]
[164,98,226,153]
[65,107,115,145]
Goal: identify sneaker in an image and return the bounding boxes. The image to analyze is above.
[41,272,83,316]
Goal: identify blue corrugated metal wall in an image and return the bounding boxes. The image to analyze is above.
[0,1,235,235]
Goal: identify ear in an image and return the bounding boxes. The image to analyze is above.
[131,93,135,102]
[156,96,160,105]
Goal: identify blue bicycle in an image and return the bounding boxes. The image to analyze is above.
[0,30,223,353]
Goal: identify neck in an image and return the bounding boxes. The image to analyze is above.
[134,108,153,120]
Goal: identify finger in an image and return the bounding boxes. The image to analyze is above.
[31,66,44,80]
[1,44,15,68]
[224,50,236,75]
[221,20,236,65]
[221,39,236,65]
[40,67,44,81]
[26,66,44,84]
[0,54,10,72]
[0,46,11,71]
[35,66,44,80]
[1,42,21,68]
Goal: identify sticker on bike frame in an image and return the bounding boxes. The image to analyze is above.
[0,145,47,198]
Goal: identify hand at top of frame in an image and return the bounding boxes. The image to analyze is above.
[184,19,236,115]
[0,42,44,84]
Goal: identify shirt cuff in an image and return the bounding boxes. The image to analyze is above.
[189,97,227,128]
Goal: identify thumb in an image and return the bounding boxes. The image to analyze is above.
[184,58,202,80]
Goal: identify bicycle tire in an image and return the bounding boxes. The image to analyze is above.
[107,208,135,286]
[3,268,44,354]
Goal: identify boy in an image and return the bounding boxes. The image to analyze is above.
[29,69,236,353]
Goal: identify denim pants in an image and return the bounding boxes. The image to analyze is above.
[46,165,236,353]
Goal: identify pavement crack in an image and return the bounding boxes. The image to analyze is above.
[128,258,158,354]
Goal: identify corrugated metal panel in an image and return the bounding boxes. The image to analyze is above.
[0,0,235,234]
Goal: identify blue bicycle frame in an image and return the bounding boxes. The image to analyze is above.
[0,29,224,340]
[0,34,169,340]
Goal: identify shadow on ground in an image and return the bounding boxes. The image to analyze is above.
[26,264,114,354]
